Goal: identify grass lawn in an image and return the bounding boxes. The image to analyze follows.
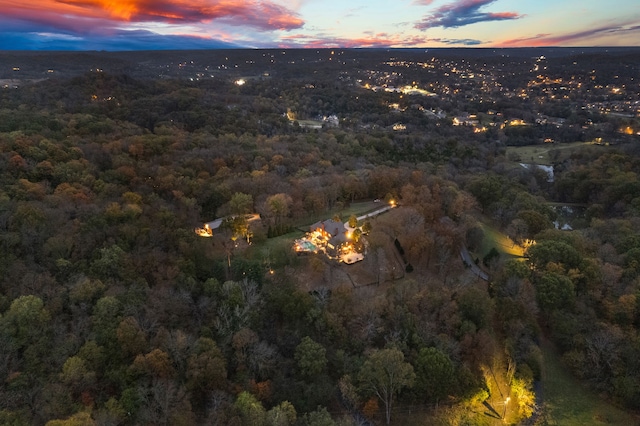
[246,230,304,263]
[293,200,379,229]
[479,223,525,258]
[295,119,323,129]
[338,200,380,219]
[541,340,638,425]
[505,141,602,165]
[247,201,380,263]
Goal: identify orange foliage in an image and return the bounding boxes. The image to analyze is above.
[249,379,273,402]
[362,397,379,419]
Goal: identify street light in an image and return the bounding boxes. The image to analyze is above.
[502,397,510,420]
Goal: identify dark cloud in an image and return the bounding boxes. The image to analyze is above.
[440,38,483,45]
[0,28,239,51]
[0,10,121,36]
[416,0,522,29]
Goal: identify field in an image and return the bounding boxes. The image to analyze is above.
[505,141,602,165]
[479,223,526,258]
[295,119,323,129]
[540,340,638,425]
[292,200,379,229]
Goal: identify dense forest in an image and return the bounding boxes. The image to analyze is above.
[1,49,640,425]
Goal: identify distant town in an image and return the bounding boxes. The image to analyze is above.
[3,48,637,141]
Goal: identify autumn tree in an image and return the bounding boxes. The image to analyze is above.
[348,215,358,229]
[186,337,227,409]
[266,193,292,225]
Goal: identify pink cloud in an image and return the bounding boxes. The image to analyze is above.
[497,22,640,47]
[276,32,473,49]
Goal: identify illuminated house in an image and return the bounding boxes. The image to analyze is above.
[309,219,350,257]
[310,219,344,239]
[452,114,478,126]
[195,223,213,237]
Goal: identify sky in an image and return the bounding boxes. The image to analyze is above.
[0,0,638,51]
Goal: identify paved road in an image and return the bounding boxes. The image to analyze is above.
[204,214,261,230]
[460,246,489,281]
[356,205,394,221]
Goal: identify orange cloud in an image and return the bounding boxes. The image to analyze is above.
[2,0,304,31]
[490,12,520,20]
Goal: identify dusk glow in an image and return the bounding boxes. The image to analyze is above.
[0,0,638,50]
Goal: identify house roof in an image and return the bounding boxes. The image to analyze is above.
[310,219,345,237]
[310,221,323,232]
[323,219,344,236]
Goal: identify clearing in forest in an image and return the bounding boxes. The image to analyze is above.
[505,141,604,165]
[540,340,638,425]
[479,223,526,258]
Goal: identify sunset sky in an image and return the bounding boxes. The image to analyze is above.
[1,0,638,50]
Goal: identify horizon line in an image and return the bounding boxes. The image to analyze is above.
[2,45,640,53]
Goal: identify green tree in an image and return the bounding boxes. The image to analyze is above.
[348,215,358,229]
[527,240,583,271]
[234,391,266,426]
[45,411,95,426]
[511,377,536,419]
[516,210,551,239]
[60,356,96,392]
[457,287,493,330]
[89,244,127,280]
[294,336,327,380]
[468,175,503,213]
[414,347,454,407]
[299,407,335,426]
[94,397,126,425]
[225,215,251,243]
[266,401,296,426]
[352,228,362,244]
[0,295,50,350]
[91,296,122,347]
[535,272,575,312]
[228,192,254,215]
[359,348,415,425]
